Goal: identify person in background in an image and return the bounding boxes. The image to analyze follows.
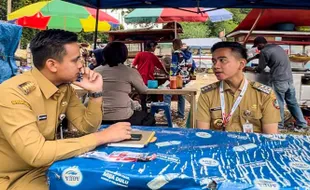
[0,29,131,189]
[88,49,104,70]
[197,42,280,134]
[133,40,169,111]
[164,39,191,120]
[96,42,156,126]
[252,36,308,131]
[18,59,32,74]
[181,43,196,80]
[163,22,183,33]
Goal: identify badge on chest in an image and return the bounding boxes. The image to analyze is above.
[242,110,253,133]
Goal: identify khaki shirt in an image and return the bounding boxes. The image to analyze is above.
[197,79,280,133]
[0,68,102,188]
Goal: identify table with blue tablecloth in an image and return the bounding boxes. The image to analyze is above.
[47,126,310,189]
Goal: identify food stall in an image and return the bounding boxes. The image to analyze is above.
[107,28,176,82]
[226,9,310,103]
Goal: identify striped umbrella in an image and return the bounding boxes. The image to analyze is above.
[125,8,233,24]
[8,0,119,32]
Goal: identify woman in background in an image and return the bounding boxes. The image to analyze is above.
[95,42,155,126]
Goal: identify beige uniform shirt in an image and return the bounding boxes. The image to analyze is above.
[197,79,280,133]
[0,68,102,189]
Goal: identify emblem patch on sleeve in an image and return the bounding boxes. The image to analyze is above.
[273,99,280,109]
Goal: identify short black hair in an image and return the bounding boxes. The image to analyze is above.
[253,36,267,47]
[145,40,158,50]
[211,42,248,60]
[30,29,78,70]
[103,42,128,67]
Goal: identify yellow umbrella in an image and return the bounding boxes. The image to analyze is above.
[81,16,111,32]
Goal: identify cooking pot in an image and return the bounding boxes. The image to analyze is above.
[301,106,310,116]
[292,68,308,72]
[302,76,310,85]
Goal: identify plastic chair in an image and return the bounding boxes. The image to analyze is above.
[150,102,173,128]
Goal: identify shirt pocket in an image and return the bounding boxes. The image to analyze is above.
[241,109,262,128]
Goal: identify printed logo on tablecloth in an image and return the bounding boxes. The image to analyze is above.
[238,161,267,169]
[233,143,257,152]
[199,158,219,167]
[156,153,180,164]
[156,141,181,148]
[194,144,218,149]
[262,134,286,141]
[62,166,83,187]
[101,170,130,188]
[273,148,295,153]
[289,162,310,170]
[195,132,212,138]
[227,134,249,140]
[254,179,280,190]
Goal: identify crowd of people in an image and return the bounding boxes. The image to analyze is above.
[0,29,308,189]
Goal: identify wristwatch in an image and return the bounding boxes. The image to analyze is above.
[88,91,103,98]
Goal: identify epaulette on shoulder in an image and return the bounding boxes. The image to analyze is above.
[18,81,36,95]
[201,82,219,94]
[251,82,272,94]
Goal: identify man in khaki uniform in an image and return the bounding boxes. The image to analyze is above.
[0,29,132,190]
[197,42,280,134]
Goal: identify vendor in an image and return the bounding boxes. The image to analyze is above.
[251,36,308,132]
[18,59,32,74]
[132,40,169,111]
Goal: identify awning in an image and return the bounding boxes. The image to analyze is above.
[233,9,310,31]
[62,0,310,10]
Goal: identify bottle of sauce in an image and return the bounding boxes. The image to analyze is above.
[176,74,183,89]
[170,76,177,89]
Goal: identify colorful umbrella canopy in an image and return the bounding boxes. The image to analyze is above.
[8,0,119,32]
[125,8,233,24]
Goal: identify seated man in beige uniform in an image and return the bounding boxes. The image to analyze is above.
[196,42,280,134]
[0,29,132,190]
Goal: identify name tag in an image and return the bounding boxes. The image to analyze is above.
[210,106,221,112]
[38,114,47,121]
[243,122,253,133]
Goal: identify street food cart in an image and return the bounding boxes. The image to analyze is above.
[227,9,310,103]
[227,30,310,103]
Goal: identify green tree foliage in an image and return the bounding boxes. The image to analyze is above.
[181,8,251,39]
[0,1,6,21]
[180,22,211,39]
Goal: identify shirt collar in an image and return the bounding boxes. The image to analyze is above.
[31,68,58,99]
[223,77,245,92]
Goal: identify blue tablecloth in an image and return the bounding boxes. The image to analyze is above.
[47,126,310,189]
